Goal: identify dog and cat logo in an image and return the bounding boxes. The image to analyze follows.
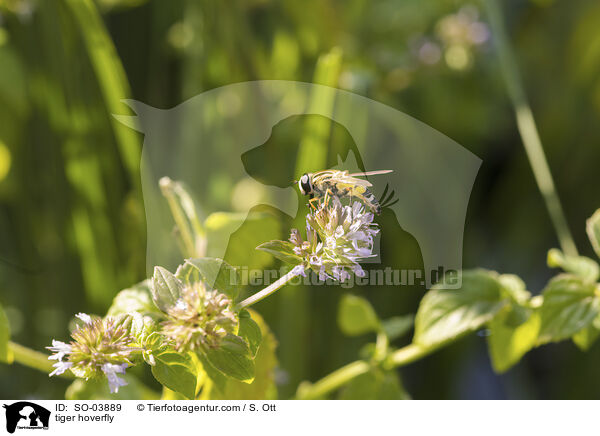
[2,402,50,433]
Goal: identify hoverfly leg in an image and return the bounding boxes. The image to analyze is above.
[308,196,319,211]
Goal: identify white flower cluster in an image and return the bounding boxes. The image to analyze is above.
[290,197,379,281]
[47,313,134,393]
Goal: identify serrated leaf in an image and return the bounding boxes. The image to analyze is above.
[538,275,600,344]
[151,267,184,313]
[587,209,600,260]
[0,302,13,363]
[547,248,599,283]
[205,310,278,400]
[203,334,255,383]
[107,280,162,317]
[151,350,198,399]
[196,351,229,394]
[185,258,241,301]
[487,307,540,373]
[498,274,531,304]
[175,261,196,283]
[256,240,303,265]
[414,270,506,347]
[238,310,262,357]
[338,294,380,336]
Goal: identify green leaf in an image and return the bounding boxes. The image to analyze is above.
[487,307,540,373]
[151,349,198,399]
[538,275,600,344]
[547,248,599,283]
[238,310,262,358]
[338,370,410,400]
[256,240,303,265]
[587,209,600,260]
[203,334,255,383]
[107,280,162,317]
[185,258,241,301]
[151,266,184,313]
[572,315,600,351]
[205,310,278,400]
[498,274,531,304]
[338,294,380,336]
[196,351,229,394]
[414,270,506,347]
[381,315,414,341]
[0,302,13,363]
[66,374,160,400]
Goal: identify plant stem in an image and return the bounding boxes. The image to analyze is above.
[236,266,305,310]
[484,0,578,257]
[296,360,371,400]
[383,343,433,369]
[294,343,435,399]
[160,177,206,258]
[8,341,74,379]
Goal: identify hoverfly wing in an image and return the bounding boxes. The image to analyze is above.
[347,170,393,177]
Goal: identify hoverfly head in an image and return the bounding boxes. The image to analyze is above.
[298,173,313,196]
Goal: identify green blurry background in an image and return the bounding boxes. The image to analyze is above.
[1,0,600,399]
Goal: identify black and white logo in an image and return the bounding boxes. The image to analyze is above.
[2,402,50,434]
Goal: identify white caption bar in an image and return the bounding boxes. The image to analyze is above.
[1,400,596,435]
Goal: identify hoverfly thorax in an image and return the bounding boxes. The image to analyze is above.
[298,173,313,196]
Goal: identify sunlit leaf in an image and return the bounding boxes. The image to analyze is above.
[538,275,600,344]
[107,280,162,318]
[151,349,198,399]
[487,306,540,373]
[414,270,506,347]
[238,310,262,358]
[206,310,278,400]
[203,334,255,383]
[151,267,184,313]
[256,240,303,265]
[547,248,599,283]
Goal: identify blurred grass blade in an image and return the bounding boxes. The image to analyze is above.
[294,47,343,175]
[484,0,577,257]
[279,47,343,397]
[64,0,141,186]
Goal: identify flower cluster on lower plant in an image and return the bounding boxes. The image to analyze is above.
[47,259,261,396]
[47,313,136,393]
[161,280,238,352]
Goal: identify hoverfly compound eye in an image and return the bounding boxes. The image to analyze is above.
[299,173,312,195]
